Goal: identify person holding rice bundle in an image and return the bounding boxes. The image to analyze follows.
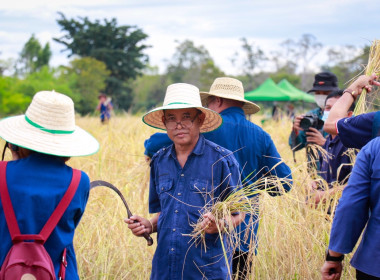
[324,74,380,149]
[143,77,292,279]
[125,83,244,280]
[0,90,99,279]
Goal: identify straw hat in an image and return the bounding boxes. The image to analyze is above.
[142,83,222,133]
[200,77,260,114]
[0,91,99,157]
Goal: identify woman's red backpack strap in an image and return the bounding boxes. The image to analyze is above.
[0,161,81,280]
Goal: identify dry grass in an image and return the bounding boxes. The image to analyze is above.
[1,114,357,279]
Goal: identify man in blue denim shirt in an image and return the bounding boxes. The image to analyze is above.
[126,83,244,280]
[143,77,292,279]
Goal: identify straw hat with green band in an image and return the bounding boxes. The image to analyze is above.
[142,83,222,133]
[200,77,260,115]
[0,90,99,157]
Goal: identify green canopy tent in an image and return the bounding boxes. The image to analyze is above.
[245,78,295,101]
[277,79,315,103]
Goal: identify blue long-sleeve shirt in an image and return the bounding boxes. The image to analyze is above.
[329,137,380,277]
[144,107,292,252]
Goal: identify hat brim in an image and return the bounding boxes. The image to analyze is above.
[0,115,99,157]
[307,86,340,93]
[142,104,222,133]
[200,92,260,115]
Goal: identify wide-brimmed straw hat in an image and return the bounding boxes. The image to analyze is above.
[307,72,339,93]
[200,77,260,115]
[0,90,99,157]
[142,83,222,133]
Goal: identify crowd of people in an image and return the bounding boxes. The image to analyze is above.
[0,71,378,279]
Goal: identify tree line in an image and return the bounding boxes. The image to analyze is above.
[0,12,370,116]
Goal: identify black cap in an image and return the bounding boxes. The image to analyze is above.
[308,72,339,93]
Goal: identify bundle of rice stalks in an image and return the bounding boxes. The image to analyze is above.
[354,39,380,116]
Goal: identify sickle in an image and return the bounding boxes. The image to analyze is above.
[90,180,153,246]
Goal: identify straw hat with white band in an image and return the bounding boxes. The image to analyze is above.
[142,83,222,133]
[0,90,99,157]
[200,77,260,115]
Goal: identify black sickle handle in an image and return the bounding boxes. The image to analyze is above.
[90,180,153,246]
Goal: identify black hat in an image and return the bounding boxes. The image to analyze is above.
[308,72,339,93]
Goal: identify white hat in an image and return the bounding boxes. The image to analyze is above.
[200,77,260,114]
[0,91,99,157]
[142,83,222,133]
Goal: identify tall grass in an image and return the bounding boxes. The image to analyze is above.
[1,114,356,279]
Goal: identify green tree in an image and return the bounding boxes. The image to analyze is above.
[0,76,31,116]
[62,57,110,115]
[17,34,51,75]
[166,40,224,89]
[54,12,149,110]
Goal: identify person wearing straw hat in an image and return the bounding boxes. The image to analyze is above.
[96,92,113,123]
[125,83,244,280]
[323,74,380,149]
[143,77,292,279]
[0,90,99,279]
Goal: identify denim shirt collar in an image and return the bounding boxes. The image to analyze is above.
[169,134,205,159]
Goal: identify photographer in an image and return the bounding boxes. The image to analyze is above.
[308,90,355,208]
[289,72,340,169]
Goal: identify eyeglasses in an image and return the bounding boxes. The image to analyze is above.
[164,112,200,130]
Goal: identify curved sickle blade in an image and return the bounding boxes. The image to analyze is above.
[90,180,153,246]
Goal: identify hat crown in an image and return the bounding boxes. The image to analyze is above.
[25,91,75,131]
[163,83,202,107]
[209,77,244,98]
[314,72,338,85]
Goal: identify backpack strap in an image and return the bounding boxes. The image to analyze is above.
[0,161,81,244]
[0,161,21,238]
[39,169,81,243]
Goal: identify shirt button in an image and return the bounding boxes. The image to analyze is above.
[181,174,184,177]
[178,193,181,196]
[171,248,174,251]
[161,187,164,191]
[173,228,176,232]
[175,210,178,213]
[202,187,206,191]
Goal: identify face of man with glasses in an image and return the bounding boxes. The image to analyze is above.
[162,108,205,147]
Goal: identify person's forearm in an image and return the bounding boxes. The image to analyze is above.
[324,92,355,135]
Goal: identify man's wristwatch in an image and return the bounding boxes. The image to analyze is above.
[325,249,344,262]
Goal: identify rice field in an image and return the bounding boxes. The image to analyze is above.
[57,114,356,280]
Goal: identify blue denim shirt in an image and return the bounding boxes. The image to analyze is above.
[149,134,240,280]
[145,107,292,253]
[329,137,380,277]
[318,134,353,188]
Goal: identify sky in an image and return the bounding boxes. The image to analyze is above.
[1,0,379,75]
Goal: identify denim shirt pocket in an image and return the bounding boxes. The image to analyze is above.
[189,179,214,207]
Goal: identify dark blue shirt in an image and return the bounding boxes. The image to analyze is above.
[149,134,240,280]
[0,153,90,279]
[329,137,380,277]
[145,107,292,252]
[337,111,380,149]
[318,134,353,188]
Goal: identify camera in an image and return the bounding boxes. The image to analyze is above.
[300,114,324,131]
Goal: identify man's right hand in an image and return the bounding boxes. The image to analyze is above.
[124,215,152,236]
[293,114,305,132]
[321,261,343,280]
[346,74,380,99]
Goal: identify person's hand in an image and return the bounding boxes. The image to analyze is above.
[200,212,223,234]
[124,215,152,236]
[321,261,343,280]
[293,114,305,131]
[306,127,326,146]
[346,74,380,99]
